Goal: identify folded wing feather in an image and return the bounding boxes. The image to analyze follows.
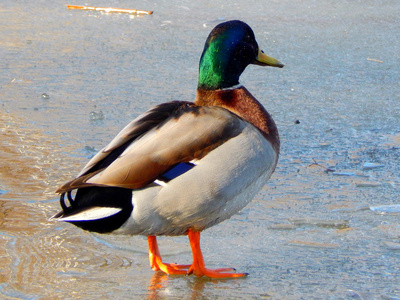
[56,102,244,193]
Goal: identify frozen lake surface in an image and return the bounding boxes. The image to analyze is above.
[1,0,399,299]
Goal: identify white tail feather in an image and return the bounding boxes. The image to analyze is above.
[58,207,122,222]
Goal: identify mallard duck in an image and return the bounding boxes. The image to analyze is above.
[52,20,283,278]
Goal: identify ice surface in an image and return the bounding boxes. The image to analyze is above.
[0,0,399,298]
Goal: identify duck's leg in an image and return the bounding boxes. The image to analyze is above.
[147,235,190,275]
[186,229,248,278]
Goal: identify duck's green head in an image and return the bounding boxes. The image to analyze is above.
[198,20,284,90]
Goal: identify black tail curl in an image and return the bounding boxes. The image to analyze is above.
[60,191,76,213]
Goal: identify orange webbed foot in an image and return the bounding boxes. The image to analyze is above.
[187,229,248,279]
[187,265,248,278]
[148,236,189,275]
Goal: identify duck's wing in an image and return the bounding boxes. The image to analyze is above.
[56,102,244,193]
[77,101,193,178]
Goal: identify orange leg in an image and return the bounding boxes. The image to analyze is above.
[186,229,248,278]
[147,236,190,275]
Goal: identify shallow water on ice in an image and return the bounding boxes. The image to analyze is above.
[1,0,399,299]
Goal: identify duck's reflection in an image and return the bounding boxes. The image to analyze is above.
[147,271,208,299]
[147,272,168,298]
